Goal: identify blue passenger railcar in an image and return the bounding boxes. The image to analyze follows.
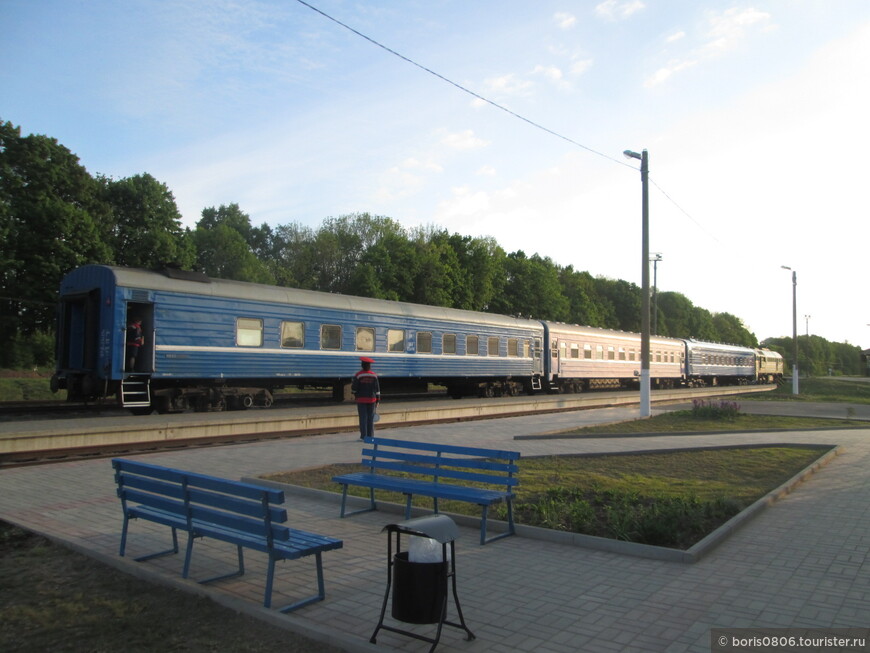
[53,265,545,412]
[684,339,756,386]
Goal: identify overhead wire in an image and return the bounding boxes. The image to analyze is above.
[293,0,630,169]
[294,0,709,236]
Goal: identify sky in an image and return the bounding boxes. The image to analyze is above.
[3,0,869,350]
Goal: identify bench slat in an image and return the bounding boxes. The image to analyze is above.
[364,459,519,487]
[361,447,519,473]
[366,437,520,460]
[334,472,511,503]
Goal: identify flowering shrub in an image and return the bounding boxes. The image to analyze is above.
[691,399,741,421]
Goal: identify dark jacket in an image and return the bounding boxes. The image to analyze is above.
[351,369,380,404]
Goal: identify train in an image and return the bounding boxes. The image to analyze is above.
[51,265,783,413]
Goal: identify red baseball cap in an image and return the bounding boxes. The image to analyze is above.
[360,357,375,364]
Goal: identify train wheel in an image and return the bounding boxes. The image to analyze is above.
[155,396,172,414]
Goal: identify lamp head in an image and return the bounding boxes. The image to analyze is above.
[623,150,641,160]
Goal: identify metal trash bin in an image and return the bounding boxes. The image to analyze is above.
[370,515,475,652]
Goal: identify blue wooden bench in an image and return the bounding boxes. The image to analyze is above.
[332,437,521,545]
[112,458,343,613]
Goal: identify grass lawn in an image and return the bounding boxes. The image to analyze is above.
[742,376,870,404]
[0,522,342,653]
[263,441,833,550]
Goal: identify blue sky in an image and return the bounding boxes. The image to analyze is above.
[4,1,869,349]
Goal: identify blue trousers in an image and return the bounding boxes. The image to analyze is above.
[356,402,377,439]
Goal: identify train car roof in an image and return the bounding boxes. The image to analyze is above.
[685,339,756,354]
[69,265,543,331]
[543,321,683,346]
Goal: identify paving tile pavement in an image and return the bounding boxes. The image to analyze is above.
[2,403,870,652]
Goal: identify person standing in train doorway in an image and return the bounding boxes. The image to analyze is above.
[351,357,380,440]
[126,317,144,372]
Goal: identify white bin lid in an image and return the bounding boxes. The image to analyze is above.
[384,514,459,543]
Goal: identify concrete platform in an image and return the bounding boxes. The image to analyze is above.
[1,401,869,652]
[0,385,767,457]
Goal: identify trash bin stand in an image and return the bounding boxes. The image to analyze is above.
[370,523,475,652]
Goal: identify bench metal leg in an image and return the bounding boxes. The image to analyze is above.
[339,484,377,518]
[121,516,180,561]
[187,540,246,585]
[274,552,328,613]
[479,501,516,545]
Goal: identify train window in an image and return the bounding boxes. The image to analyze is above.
[618,347,626,361]
[570,343,579,359]
[321,324,342,350]
[443,333,457,355]
[608,346,616,361]
[467,335,479,355]
[280,321,304,348]
[508,338,519,357]
[525,340,531,358]
[596,345,604,360]
[356,327,375,351]
[655,351,661,362]
[488,336,500,357]
[388,329,405,352]
[236,318,263,347]
[417,332,432,353]
[629,348,636,361]
[584,344,592,359]
[560,341,567,358]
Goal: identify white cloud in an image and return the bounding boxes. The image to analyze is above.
[595,0,646,21]
[645,59,697,87]
[483,73,534,97]
[554,12,577,29]
[533,64,563,81]
[401,157,443,173]
[476,165,497,176]
[570,59,594,76]
[645,7,774,87]
[440,129,489,150]
[703,7,773,55]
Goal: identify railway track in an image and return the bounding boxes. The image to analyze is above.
[0,385,775,468]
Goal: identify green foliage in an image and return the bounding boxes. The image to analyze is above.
[100,173,195,269]
[513,487,742,547]
[194,204,274,283]
[690,399,742,421]
[763,335,864,376]
[0,119,113,347]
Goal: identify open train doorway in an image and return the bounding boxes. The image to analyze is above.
[125,302,154,374]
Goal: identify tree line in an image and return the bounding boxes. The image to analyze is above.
[1,118,863,375]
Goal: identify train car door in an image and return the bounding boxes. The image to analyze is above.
[533,337,544,376]
[550,338,561,377]
[58,289,101,372]
[125,302,154,373]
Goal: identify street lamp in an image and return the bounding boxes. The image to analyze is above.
[804,315,811,337]
[781,265,799,395]
[624,149,651,417]
[651,253,663,335]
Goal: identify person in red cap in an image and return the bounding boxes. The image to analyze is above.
[351,357,380,439]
